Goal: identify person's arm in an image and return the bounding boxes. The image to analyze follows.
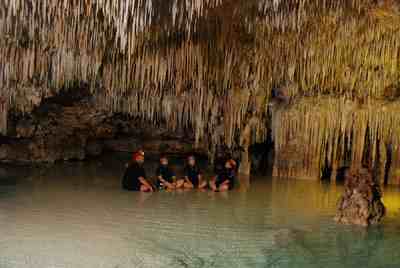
[138,176,154,191]
[158,175,166,183]
[156,168,165,183]
[184,176,191,183]
[158,174,174,188]
[139,169,153,191]
[183,168,190,183]
[221,171,235,185]
[219,174,229,185]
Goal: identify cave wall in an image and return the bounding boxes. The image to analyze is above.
[0,89,205,164]
[1,1,400,181]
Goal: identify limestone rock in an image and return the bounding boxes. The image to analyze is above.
[0,144,8,160]
[16,119,36,138]
[104,138,140,152]
[85,140,104,157]
[335,168,385,226]
[0,91,204,164]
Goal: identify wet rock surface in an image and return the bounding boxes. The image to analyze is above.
[0,90,205,164]
[335,168,386,226]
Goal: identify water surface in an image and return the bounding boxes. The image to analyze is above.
[1,154,400,268]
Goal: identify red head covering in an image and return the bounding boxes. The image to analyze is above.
[227,159,237,168]
[132,150,145,161]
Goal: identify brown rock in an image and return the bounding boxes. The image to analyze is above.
[85,140,104,156]
[16,119,36,138]
[335,168,385,226]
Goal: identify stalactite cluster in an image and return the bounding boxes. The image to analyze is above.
[1,1,399,178]
[0,94,7,135]
[271,97,400,183]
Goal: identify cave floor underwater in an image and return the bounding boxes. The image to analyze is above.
[0,153,400,268]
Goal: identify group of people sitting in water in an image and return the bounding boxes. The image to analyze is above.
[122,150,236,192]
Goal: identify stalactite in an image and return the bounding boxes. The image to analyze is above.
[388,144,400,185]
[238,114,261,175]
[0,94,8,135]
[270,97,400,182]
[1,0,400,177]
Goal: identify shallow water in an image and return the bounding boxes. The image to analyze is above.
[1,154,400,268]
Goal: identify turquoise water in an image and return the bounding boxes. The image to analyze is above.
[1,154,400,268]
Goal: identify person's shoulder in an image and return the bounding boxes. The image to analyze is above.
[125,164,138,176]
[138,165,145,171]
[126,163,136,170]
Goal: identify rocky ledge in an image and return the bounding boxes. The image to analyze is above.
[0,88,205,164]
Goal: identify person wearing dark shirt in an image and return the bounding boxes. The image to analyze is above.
[210,159,236,192]
[156,156,183,190]
[213,151,226,175]
[210,151,227,188]
[183,155,207,189]
[122,151,153,192]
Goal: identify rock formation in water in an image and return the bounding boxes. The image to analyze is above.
[335,168,385,226]
[0,1,400,181]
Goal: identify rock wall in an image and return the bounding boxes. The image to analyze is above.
[0,89,205,164]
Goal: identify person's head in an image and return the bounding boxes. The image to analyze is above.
[160,156,168,166]
[225,159,236,170]
[132,150,145,164]
[187,155,196,166]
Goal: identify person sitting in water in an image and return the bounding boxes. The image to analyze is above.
[210,159,236,192]
[183,155,207,189]
[156,155,184,190]
[209,151,227,186]
[213,151,226,175]
[122,151,154,192]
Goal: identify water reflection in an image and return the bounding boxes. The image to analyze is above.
[0,154,399,268]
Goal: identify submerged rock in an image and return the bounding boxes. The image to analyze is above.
[335,168,385,226]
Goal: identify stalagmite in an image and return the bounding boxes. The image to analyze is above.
[335,168,385,226]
